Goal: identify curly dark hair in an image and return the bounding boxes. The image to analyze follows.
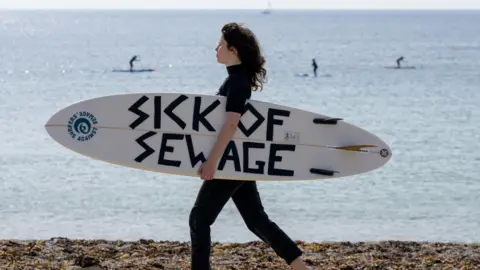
[221,22,267,91]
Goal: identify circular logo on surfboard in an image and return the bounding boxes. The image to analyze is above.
[380,149,389,158]
[67,111,98,141]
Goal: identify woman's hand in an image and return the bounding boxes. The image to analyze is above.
[198,159,217,180]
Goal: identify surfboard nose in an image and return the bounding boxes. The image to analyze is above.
[44,108,67,144]
[45,112,58,127]
[44,102,82,137]
[44,98,89,128]
[45,107,66,127]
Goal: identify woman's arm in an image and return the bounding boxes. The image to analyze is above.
[207,112,241,162]
[198,112,241,180]
[198,72,249,180]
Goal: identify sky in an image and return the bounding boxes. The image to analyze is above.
[0,0,479,10]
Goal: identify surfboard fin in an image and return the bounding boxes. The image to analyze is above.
[310,168,339,176]
[334,145,377,152]
[313,117,343,125]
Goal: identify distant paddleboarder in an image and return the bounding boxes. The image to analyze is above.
[396,56,404,68]
[129,55,139,71]
[312,58,318,77]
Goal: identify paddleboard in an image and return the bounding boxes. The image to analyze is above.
[44,93,392,181]
[112,69,155,73]
[384,66,416,69]
[295,73,332,78]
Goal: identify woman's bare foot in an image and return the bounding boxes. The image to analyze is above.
[289,257,316,270]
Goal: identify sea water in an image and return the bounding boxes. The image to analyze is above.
[1,10,479,243]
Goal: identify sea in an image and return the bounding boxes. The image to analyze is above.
[1,9,479,244]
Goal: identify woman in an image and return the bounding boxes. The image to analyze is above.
[189,22,315,270]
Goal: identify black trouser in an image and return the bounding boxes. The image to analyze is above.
[189,179,303,270]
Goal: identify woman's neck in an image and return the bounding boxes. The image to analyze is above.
[225,58,241,67]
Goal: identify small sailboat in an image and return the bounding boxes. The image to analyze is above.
[262,0,272,14]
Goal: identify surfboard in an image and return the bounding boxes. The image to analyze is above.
[112,69,155,73]
[44,93,392,181]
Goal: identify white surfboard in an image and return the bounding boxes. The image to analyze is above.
[44,93,392,181]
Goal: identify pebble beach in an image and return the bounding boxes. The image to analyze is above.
[1,238,479,269]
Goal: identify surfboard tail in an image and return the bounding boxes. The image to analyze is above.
[334,145,377,152]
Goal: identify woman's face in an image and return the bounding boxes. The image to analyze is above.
[215,35,237,65]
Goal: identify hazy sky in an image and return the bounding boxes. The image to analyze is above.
[1,0,479,10]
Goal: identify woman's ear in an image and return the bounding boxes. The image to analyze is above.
[229,46,238,56]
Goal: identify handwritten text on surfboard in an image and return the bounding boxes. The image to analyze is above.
[127,95,295,177]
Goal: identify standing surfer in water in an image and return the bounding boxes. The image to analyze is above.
[396,56,404,68]
[129,55,139,71]
[312,58,318,77]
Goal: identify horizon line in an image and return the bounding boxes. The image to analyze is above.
[1,7,480,11]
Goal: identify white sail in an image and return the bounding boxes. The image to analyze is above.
[262,0,272,14]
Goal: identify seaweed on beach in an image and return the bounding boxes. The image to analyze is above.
[1,238,479,269]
